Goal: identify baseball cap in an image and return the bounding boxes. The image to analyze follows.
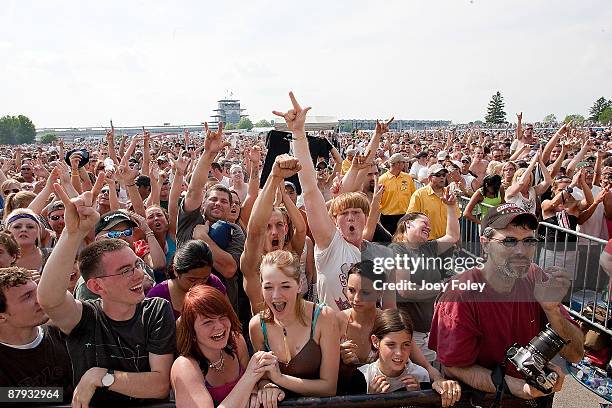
[461,155,471,163]
[389,153,408,164]
[415,151,428,159]
[48,201,65,214]
[284,181,297,191]
[449,160,462,169]
[345,148,358,157]
[481,203,538,231]
[427,164,446,177]
[156,155,168,162]
[437,151,448,160]
[95,211,138,236]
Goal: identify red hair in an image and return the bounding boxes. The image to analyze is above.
[176,285,242,373]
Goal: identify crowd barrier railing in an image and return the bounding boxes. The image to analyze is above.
[42,389,533,408]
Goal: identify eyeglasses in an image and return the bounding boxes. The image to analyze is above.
[3,188,19,195]
[98,258,145,279]
[488,236,539,247]
[103,228,134,239]
[49,214,64,221]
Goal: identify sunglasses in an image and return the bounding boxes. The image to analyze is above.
[432,171,448,177]
[104,228,134,239]
[49,214,64,221]
[3,188,19,195]
[488,237,539,247]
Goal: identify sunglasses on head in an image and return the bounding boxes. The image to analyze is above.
[3,188,19,195]
[104,228,134,239]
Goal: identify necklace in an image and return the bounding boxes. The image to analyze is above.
[208,351,225,372]
[274,319,292,364]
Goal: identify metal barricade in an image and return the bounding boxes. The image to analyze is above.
[40,390,532,408]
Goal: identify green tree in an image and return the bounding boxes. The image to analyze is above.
[225,122,235,130]
[599,107,612,125]
[236,117,253,130]
[485,91,507,124]
[254,119,271,128]
[0,114,36,145]
[543,114,557,123]
[564,114,585,124]
[40,133,58,143]
[589,97,612,122]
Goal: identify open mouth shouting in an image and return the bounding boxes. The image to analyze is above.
[272,301,287,313]
[271,238,280,249]
[210,330,227,342]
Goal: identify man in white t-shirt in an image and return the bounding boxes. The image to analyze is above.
[273,92,396,312]
[409,151,429,179]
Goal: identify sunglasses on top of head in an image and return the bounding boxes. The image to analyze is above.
[104,228,134,239]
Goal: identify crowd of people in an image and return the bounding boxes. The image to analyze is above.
[2,91,612,407]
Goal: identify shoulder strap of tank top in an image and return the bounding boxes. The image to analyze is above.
[310,303,324,338]
[259,314,271,351]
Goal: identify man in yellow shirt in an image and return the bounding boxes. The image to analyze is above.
[406,164,461,240]
[341,148,358,175]
[378,153,416,234]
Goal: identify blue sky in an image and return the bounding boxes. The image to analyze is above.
[1,0,610,128]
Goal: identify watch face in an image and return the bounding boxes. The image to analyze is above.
[102,373,114,387]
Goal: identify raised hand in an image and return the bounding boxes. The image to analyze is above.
[517,112,522,122]
[533,266,571,311]
[116,161,139,185]
[247,145,262,164]
[272,91,311,132]
[441,187,457,206]
[69,151,82,171]
[271,154,302,179]
[203,122,229,155]
[375,117,395,135]
[170,151,190,175]
[53,184,99,236]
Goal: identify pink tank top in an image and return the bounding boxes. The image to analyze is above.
[205,364,245,404]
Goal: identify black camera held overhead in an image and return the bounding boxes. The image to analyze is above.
[506,324,568,394]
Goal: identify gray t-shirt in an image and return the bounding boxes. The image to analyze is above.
[67,298,175,405]
[176,199,246,313]
[389,241,443,333]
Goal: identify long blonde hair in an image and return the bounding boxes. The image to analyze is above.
[259,250,306,326]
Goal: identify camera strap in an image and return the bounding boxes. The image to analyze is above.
[490,364,509,406]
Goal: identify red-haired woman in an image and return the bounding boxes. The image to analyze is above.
[171,285,281,408]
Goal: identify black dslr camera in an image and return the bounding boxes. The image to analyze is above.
[506,324,567,394]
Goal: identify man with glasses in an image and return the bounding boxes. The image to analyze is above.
[47,201,66,241]
[406,164,460,240]
[19,163,35,184]
[37,188,175,407]
[429,203,583,403]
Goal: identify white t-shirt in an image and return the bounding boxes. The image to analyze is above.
[314,230,393,312]
[409,162,427,178]
[506,187,537,215]
[358,359,430,393]
[575,185,608,241]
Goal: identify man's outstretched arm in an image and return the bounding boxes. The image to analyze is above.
[37,185,97,335]
[273,92,336,249]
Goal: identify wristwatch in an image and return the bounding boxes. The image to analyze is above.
[101,369,115,388]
